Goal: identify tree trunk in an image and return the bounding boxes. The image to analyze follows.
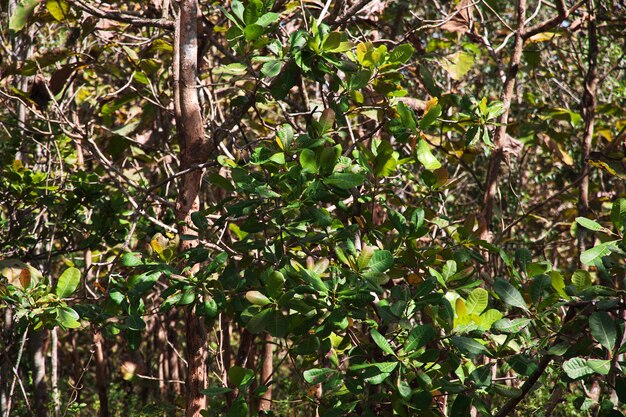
[478,0,526,243]
[258,333,274,414]
[173,0,210,415]
[577,0,598,267]
[30,329,49,417]
[93,330,109,417]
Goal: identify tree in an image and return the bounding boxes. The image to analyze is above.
[1,0,625,416]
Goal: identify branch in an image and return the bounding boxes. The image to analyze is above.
[331,0,372,28]
[494,354,554,417]
[522,0,585,39]
[66,0,174,30]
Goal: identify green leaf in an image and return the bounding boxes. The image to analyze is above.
[550,271,570,299]
[369,250,393,273]
[200,386,233,397]
[494,278,528,311]
[324,173,366,189]
[256,12,280,27]
[266,271,285,299]
[246,309,272,333]
[303,368,336,384]
[46,0,70,21]
[563,358,595,379]
[226,396,248,417]
[451,394,472,417]
[318,108,336,133]
[589,312,617,352]
[214,63,248,75]
[9,0,41,32]
[244,24,264,40]
[397,102,417,133]
[261,60,282,77]
[450,336,487,356]
[416,139,441,171]
[404,324,435,352]
[228,366,254,387]
[440,51,475,80]
[56,267,81,298]
[56,306,81,329]
[580,243,613,267]
[575,216,603,232]
[245,290,271,306]
[349,362,397,384]
[389,44,414,64]
[465,288,488,315]
[571,269,592,290]
[586,359,610,375]
[371,329,394,356]
[419,104,441,129]
[300,149,318,174]
[126,314,146,331]
[492,318,531,334]
[350,69,371,90]
[611,198,626,231]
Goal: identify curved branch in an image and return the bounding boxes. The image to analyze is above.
[66,0,174,29]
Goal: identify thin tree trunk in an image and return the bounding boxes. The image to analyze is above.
[30,329,49,417]
[93,330,109,417]
[173,0,210,415]
[478,0,527,242]
[0,309,13,416]
[258,333,274,414]
[50,329,60,417]
[577,0,598,267]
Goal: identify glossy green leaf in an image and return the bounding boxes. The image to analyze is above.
[228,366,254,387]
[300,149,317,173]
[303,368,336,384]
[404,324,435,352]
[56,267,81,298]
[57,306,81,329]
[494,278,528,311]
[450,336,487,356]
[465,288,488,315]
[244,24,264,40]
[580,243,613,266]
[324,173,366,189]
[575,216,604,232]
[571,270,592,290]
[492,318,531,333]
[416,139,441,171]
[589,312,617,352]
[563,358,595,379]
[246,309,272,333]
[371,328,394,355]
[388,44,414,64]
[369,250,393,273]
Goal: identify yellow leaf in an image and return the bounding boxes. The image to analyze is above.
[528,32,558,43]
[424,97,439,114]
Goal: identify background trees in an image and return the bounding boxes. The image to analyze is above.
[1,0,625,416]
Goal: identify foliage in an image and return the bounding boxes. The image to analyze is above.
[1,0,626,416]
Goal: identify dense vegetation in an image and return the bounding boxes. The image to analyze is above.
[1,0,625,416]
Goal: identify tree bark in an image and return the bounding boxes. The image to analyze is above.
[577,0,598,268]
[29,329,49,417]
[258,333,274,414]
[93,330,109,417]
[478,0,526,242]
[173,0,210,415]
